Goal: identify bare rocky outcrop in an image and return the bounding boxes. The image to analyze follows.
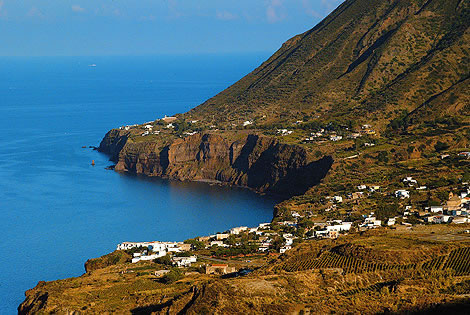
[18,283,49,315]
[99,131,333,197]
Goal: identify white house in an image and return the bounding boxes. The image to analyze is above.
[248,227,258,233]
[132,253,162,263]
[427,215,452,224]
[258,223,271,229]
[395,190,410,199]
[162,115,177,123]
[216,233,230,240]
[314,230,329,238]
[362,217,382,228]
[243,120,253,127]
[258,245,269,252]
[277,129,293,136]
[330,135,343,141]
[451,216,468,224]
[326,222,352,232]
[285,237,294,246]
[430,206,443,213]
[403,177,418,185]
[210,241,229,247]
[280,245,292,254]
[117,241,186,256]
[333,196,343,203]
[369,186,380,192]
[230,226,248,235]
[172,256,197,267]
[291,211,301,218]
[387,218,396,226]
[458,152,470,159]
[357,185,367,190]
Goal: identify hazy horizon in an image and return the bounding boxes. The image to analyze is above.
[0,0,343,57]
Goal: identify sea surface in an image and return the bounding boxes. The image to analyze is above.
[0,54,276,313]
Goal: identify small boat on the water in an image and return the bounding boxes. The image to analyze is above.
[82,146,87,148]
[88,64,97,67]
[91,160,95,166]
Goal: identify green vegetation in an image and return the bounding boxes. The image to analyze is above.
[160,268,184,284]
[184,238,205,250]
[153,254,172,266]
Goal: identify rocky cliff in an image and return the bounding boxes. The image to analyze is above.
[99,130,333,197]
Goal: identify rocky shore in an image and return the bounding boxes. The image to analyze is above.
[99,129,333,197]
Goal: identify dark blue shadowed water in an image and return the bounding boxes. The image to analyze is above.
[0,54,275,313]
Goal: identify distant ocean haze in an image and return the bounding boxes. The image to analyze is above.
[0,54,276,314]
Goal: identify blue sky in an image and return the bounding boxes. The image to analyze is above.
[0,0,344,56]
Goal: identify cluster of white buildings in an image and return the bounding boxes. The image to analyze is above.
[305,129,326,141]
[119,124,138,131]
[304,124,375,143]
[117,241,191,263]
[312,220,352,239]
[172,255,197,267]
[278,129,293,136]
[208,223,272,249]
[395,177,430,198]
[395,190,410,199]
[330,135,343,141]
[359,215,382,229]
[139,124,162,136]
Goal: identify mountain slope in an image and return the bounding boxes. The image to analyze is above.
[188,0,469,126]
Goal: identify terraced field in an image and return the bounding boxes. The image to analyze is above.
[276,247,470,275]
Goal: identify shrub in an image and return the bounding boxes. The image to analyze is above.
[154,254,172,266]
[161,268,184,284]
[184,238,205,250]
[434,141,449,152]
[377,151,389,163]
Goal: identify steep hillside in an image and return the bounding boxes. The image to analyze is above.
[188,0,469,127]
[18,226,470,314]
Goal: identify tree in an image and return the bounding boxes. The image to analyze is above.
[388,110,409,133]
[377,151,389,163]
[375,202,399,220]
[161,268,183,284]
[154,254,172,266]
[434,141,449,152]
[184,238,205,250]
[271,236,286,252]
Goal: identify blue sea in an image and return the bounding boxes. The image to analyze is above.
[0,54,275,313]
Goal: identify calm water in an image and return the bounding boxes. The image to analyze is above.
[0,54,275,313]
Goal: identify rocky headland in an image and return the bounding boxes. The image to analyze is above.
[99,129,333,197]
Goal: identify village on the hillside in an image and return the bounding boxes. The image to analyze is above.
[118,180,470,275]
[114,115,470,276]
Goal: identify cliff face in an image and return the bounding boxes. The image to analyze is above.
[99,131,333,196]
